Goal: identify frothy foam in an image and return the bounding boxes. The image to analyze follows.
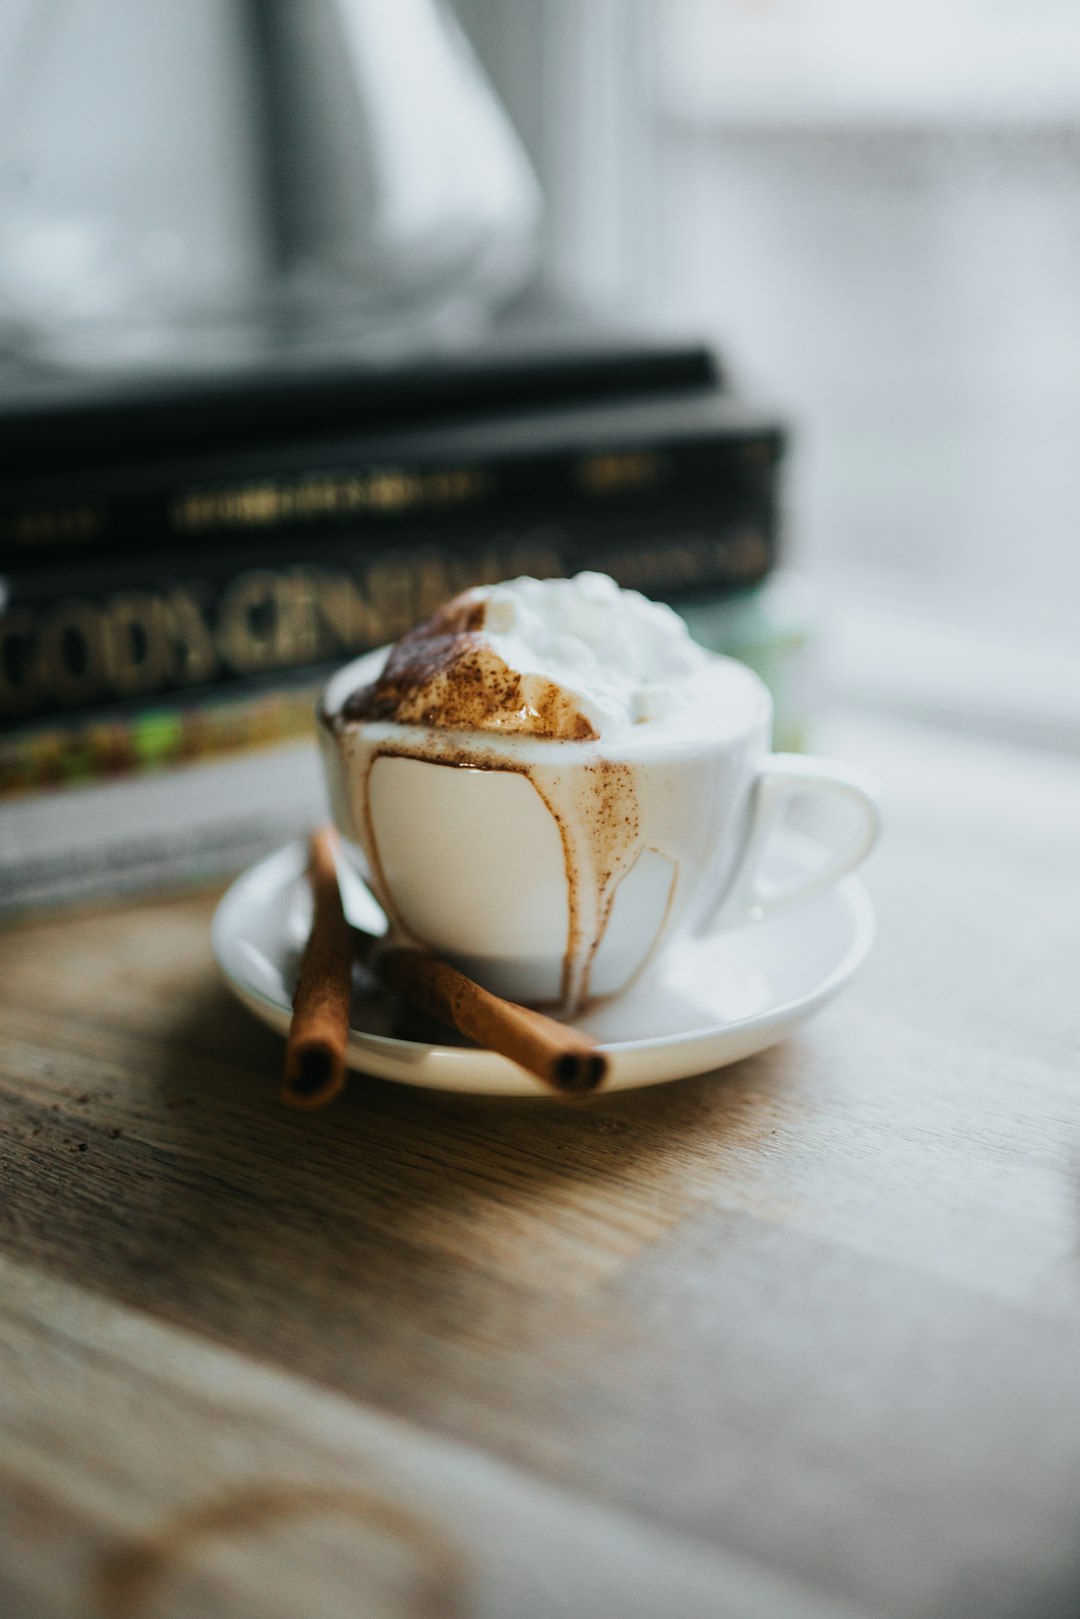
[340,572,709,742]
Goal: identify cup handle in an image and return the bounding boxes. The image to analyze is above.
[715,753,881,927]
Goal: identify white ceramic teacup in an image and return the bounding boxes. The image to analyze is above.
[319,647,880,1011]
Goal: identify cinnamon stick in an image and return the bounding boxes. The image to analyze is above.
[365,941,608,1096]
[284,827,608,1104]
[281,829,353,1110]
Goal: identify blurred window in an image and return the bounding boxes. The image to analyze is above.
[644,0,1080,721]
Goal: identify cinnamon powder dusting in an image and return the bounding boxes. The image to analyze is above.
[340,590,598,741]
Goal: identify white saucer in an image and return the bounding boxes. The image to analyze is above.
[212,832,875,1097]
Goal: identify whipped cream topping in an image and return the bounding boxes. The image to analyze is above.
[341,572,708,742]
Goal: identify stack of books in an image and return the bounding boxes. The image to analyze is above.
[0,302,799,915]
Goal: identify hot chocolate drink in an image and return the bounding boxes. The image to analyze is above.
[319,574,879,1015]
[322,574,764,1012]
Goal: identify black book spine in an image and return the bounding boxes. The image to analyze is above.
[1,343,721,473]
[0,417,782,564]
[0,489,778,730]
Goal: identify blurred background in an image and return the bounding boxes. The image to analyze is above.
[456,0,1080,747]
[2,0,1078,911]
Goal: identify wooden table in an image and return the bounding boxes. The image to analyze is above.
[2,714,1079,1619]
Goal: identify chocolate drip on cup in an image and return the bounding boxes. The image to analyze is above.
[322,575,708,1016]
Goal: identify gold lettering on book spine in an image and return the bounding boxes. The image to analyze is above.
[103,593,174,697]
[575,451,663,495]
[216,571,307,675]
[600,527,769,593]
[165,586,218,686]
[311,572,381,649]
[0,609,43,714]
[363,559,418,643]
[38,600,109,708]
[0,531,748,718]
[741,438,777,468]
[171,467,491,533]
[0,504,101,549]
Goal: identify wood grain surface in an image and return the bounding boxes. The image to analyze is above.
[1,714,1079,1619]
